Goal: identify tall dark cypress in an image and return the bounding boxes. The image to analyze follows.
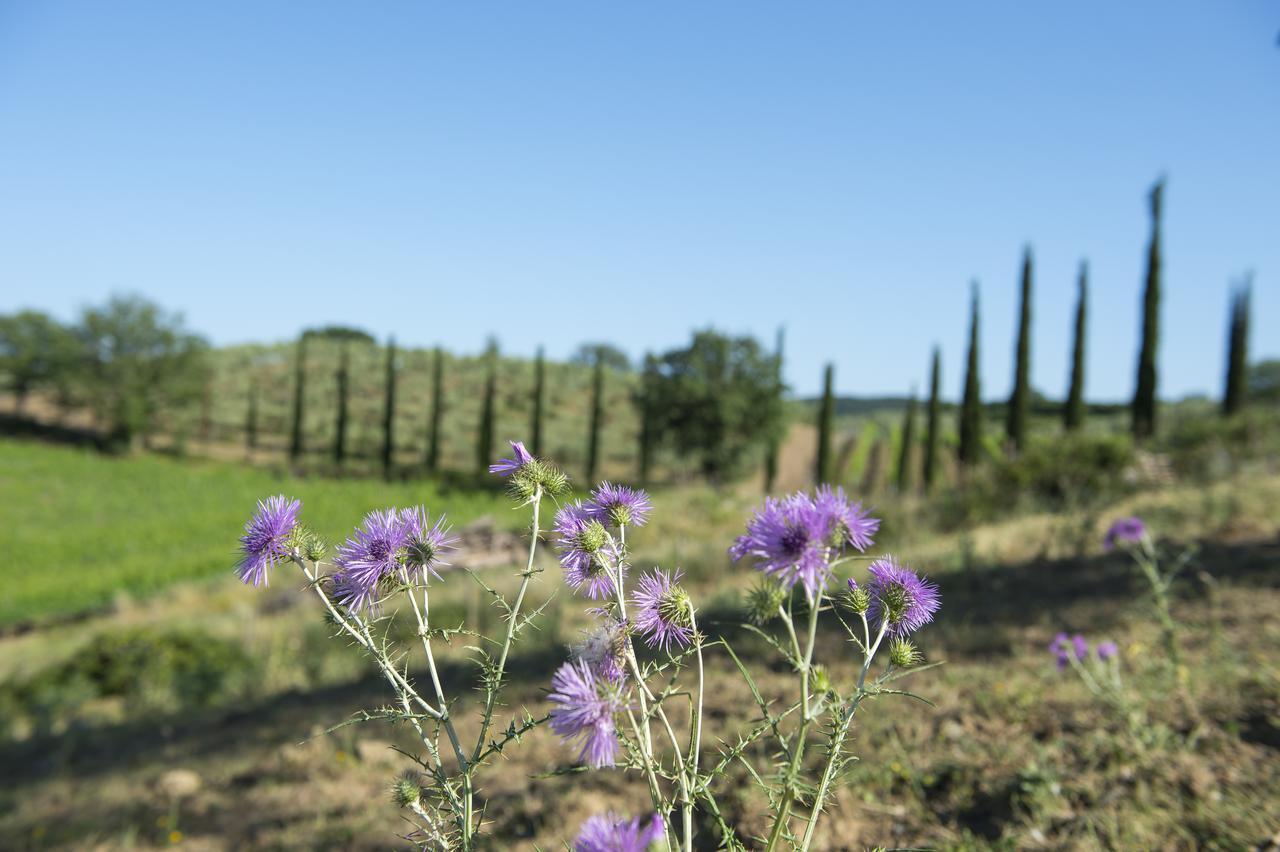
[333,344,349,466]
[531,346,546,457]
[958,283,983,467]
[923,347,942,490]
[815,363,835,484]
[637,353,659,484]
[426,347,444,472]
[764,325,785,493]
[1006,248,1033,454]
[585,352,605,484]
[896,389,918,491]
[381,337,397,479]
[1065,261,1088,431]
[246,377,259,456]
[476,342,497,475]
[288,336,307,463]
[1132,178,1164,440]
[1223,277,1252,416]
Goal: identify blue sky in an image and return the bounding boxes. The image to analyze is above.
[1,2,1276,400]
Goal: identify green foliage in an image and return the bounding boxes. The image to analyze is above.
[1160,407,1280,480]
[1222,278,1251,416]
[1006,247,1033,453]
[924,348,942,490]
[530,346,545,457]
[334,343,350,465]
[1065,261,1088,431]
[1132,178,1164,440]
[427,347,445,470]
[816,362,835,484]
[381,337,397,478]
[897,390,917,491]
[1248,359,1280,404]
[959,283,983,466]
[763,326,786,493]
[0,310,79,409]
[246,378,259,453]
[289,336,307,462]
[571,342,630,372]
[585,352,605,483]
[477,342,497,475]
[301,325,375,345]
[634,352,660,484]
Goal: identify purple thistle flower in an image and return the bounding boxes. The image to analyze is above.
[631,569,694,652]
[729,493,832,596]
[332,509,411,612]
[573,811,665,852]
[399,506,457,582]
[1103,516,1147,551]
[1049,632,1090,670]
[1097,640,1119,662]
[548,659,623,768]
[489,440,534,477]
[865,557,941,637]
[555,502,620,599]
[812,485,879,551]
[571,619,629,683]
[586,482,653,528]
[236,495,301,586]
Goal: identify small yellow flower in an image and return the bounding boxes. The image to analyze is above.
[169,830,184,844]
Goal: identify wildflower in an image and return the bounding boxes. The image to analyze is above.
[730,493,832,596]
[844,577,871,614]
[631,569,694,651]
[812,485,879,551]
[571,619,629,683]
[488,440,534,476]
[1104,516,1147,551]
[399,506,457,582]
[332,509,410,611]
[889,637,922,667]
[1049,632,1089,670]
[573,811,665,852]
[865,557,940,637]
[548,659,623,768]
[556,502,620,599]
[1097,640,1119,662]
[236,495,301,586]
[586,482,653,528]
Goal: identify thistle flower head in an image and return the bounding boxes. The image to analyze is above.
[555,502,620,599]
[889,637,922,668]
[488,440,534,477]
[844,577,870,614]
[236,495,302,586]
[390,772,423,808]
[631,569,694,651]
[746,578,788,625]
[399,506,457,582]
[865,557,940,637]
[1097,640,1119,662]
[1049,632,1090,670]
[548,659,624,768]
[812,485,879,551]
[571,618,629,683]
[332,509,411,612]
[573,811,665,852]
[729,493,831,596]
[491,440,569,501]
[1103,516,1147,551]
[586,482,653,528]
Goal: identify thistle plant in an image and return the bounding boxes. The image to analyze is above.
[1048,633,1148,749]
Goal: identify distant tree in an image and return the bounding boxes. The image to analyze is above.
[302,325,376,346]
[381,337,397,479]
[531,346,546,457]
[897,388,918,491]
[958,283,983,467]
[1248,359,1280,404]
[634,352,660,484]
[289,336,307,463]
[585,352,605,484]
[76,295,209,451]
[764,326,785,493]
[332,344,350,465]
[246,377,259,456]
[0,310,78,412]
[923,347,942,491]
[571,342,631,372]
[1222,276,1252,416]
[1006,248,1033,454]
[1132,178,1164,440]
[426,347,444,472]
[476,342,498,475]
[815,363,835,484]
[644,330,783,481]
[1064,261,1088,431]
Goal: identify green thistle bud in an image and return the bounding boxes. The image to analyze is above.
[810,664,833,695]
[658,585,694,631]
[390,772,422,808]
[405,537,436,571]
[746,580,788,625]
[575,519,609,554]
[508,458,570,502]
[889,638,921,668]
[608,504,634,527]
[843,581,870,615]
[302,532,328,562]
[880,581,910,626]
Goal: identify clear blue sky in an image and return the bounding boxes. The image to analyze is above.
[1,2,1276,401]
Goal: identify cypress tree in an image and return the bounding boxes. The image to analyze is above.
[637,353,659,484]
[381,337,397,479]
[288,336,307,463]
[333,343,349,466]
[764,325,785,492]
[531,346,546,457]
[476,342,497,475]
[1223,276,1252,416]
[1132,178,1164,440]
[923,347,942,491]
[246,377,258,456]
[896,389,918,491]
[426,347,444,472]
[815,362,835,484]
[1006,247,1032,454]
[958,283,983,467]
[1065,261,1088,431]
[585,352,605,484]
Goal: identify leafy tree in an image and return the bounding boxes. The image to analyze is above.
[289,336,307,463]
[1006,248,1033,453]
[958,283,984,467]
[815,363,835,484]
[426,347,444,471]
[302,325,375,345]
[0,310,78,412]
[897,389,918,491]
[1222,276,1251,416]
[643,330,783,481]
[1064,261,1088,431]
[1247,359,1280,404]
[571,342,630,372]
[334,344,350,465]
[586,352,605,483]
[1132,178,1164,440]
[531,346,546,457]
[923,347,942,491]
[382,338,397,478]
[76,295,209,451]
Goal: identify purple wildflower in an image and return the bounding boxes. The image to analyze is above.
[488,440,534,477]
[1104,516,1147,551]
[573,812,665,852]
[812,485,879,551]
[865,557,941,637]
[332,509,410,612]
[729,493,832,596]
[1049,632,1090,670]
[571,619,629,683]
[236,495,301,586]
[555,502,620,599]
[586,482,653,528]
[548,659,623,768]
[1097,640,1119,662]
[399,506,457,582]
[631,569,694,652]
